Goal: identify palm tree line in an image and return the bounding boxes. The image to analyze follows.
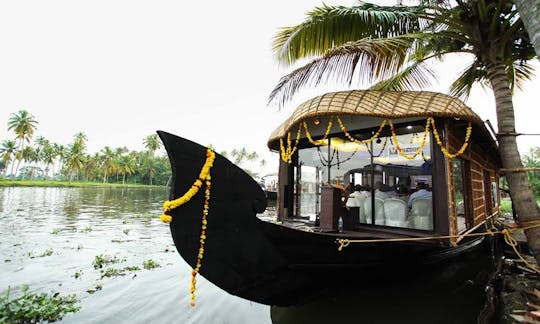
[1,110,267,185]
[0,110,169,185]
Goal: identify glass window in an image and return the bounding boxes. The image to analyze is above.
[294,121,434,230]
[452,158,467,232]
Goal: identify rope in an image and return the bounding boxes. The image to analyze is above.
[499,167,540,173]
[501,228,540,274]
[336,220,540,274]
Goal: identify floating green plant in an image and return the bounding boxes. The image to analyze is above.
[142,259,160,270]
[73,270,83,279]
[86,283,102,295]
[0,285,80,323]
[92,254,124,269]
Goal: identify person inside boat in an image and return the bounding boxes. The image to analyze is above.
[368,181,389,199]
[407,182,432,209]
[346,185,367,208]
[332,183,350,207]
[395,185,410,203]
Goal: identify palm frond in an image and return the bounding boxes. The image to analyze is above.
[272,3,425,65]
[369,61,436,91]
[511,62,536,92]
[268,37,415,108]
[449,61,488,100]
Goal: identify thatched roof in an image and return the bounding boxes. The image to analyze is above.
[267,90,483,149]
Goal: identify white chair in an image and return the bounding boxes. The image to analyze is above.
[410,198,433,230]
[346,194,366,223]
[363,197,385,225]
[384,198,409,228]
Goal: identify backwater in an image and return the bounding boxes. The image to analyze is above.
[0,186,498,323]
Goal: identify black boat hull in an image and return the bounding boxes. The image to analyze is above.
[158,131,495,306]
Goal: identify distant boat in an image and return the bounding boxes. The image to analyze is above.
[158,90,502,306]
[260,173,278,201]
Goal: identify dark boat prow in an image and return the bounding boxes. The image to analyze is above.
[157,131,299,305]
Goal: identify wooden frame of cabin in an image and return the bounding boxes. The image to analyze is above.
[267,90,502,246]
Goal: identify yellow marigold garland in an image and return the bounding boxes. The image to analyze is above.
[190,173,211,307]
[279,125,302,163]
[278,115,473,163]
[430,117,472,158]
[159,148,215,307]
[389,118,431,160]
[337,116,387,144]
[303,116,334,145]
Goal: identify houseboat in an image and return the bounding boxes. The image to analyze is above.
[158,90,502,306]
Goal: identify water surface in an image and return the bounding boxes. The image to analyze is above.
[0,187,270,323]
[1,186,493,323]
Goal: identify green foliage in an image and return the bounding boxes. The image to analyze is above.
[500,198,513,214]
[142,259,160,270]
[523,148,540,197]
[92,254,124,269]
[100,268,123,278]
[0,285,80,323]
[100,265,141,278]
[86,283,102,295]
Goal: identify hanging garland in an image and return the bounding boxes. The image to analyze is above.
[389,118,431,160]
[430,117,472,159]
[159,148,215,307]
[278,116,473,163]
[279,125,302,163]
[337,116,387,145]
[304,116,334,145]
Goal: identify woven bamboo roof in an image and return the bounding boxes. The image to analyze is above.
[268,90,483,148]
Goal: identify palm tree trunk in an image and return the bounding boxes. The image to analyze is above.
[515,0,540,60]
[487,61,540,265]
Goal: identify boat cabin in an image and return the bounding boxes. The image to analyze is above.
[267,90,502,246]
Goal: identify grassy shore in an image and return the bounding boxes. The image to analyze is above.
[0,179,164,188]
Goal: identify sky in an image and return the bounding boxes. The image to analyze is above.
[0,0,539,176]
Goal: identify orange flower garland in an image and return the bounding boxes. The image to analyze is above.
[279,125,302,163]
[159,148,215,307]
[190,173,211,307]
[303,116,334,145]
[278,115,473,162]
[337,116,387,145]
[430,117,472,158]
[389,118,431,160]
[160,148,215,222]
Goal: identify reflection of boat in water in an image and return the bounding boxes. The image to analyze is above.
[158,90,502,306]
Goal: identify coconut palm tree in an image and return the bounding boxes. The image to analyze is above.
[118,154,136,184]
[0,139,17,176]
[100,146,117,183]
[269,0,540,264]
[41,143,55,179]
[64,145,86,182]
[7,110,38,175]
[515,0,540,58]
[143,134,161,156]
[73,132,87,149]
[7,110,38,149]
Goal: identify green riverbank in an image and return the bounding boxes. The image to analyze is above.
[0,179,165,189]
